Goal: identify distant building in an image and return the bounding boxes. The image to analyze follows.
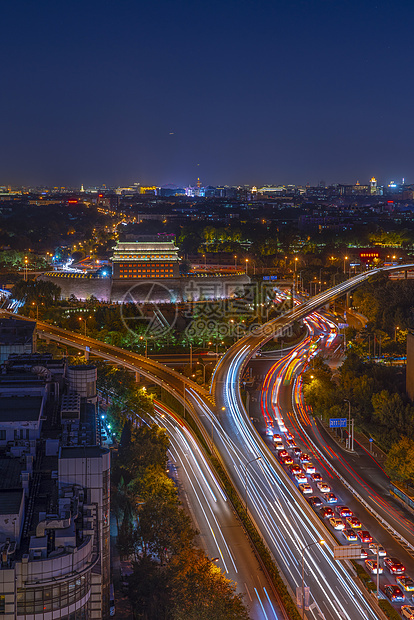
[111,236,181,281]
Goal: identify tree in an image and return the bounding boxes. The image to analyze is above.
[302,356,337,418]
[385,437,414,486]
[128,555,170,619]
[136,497,195,564]
[129,465,177,503]
[169,547,250,620]
[372,391,405,427]
[117,513,135,559]
[119,424,169,480]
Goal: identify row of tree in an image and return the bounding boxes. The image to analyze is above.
[352,274,414,339]
[303,353,414,484]
[112,419,249,619]
[303,353,410,449]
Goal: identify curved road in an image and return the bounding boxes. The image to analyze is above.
[152,401,283,619]
[4,266,414,619]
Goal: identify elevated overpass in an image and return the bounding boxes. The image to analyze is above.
[3,264,414,620]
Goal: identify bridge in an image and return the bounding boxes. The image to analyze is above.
[3,264,414,620]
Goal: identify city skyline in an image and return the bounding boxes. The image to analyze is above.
[0,175,411,191]
[2,0,414,187]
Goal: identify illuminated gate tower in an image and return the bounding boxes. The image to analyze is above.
[111,237,180,280]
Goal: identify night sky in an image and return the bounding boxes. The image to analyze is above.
[2,0,414,188]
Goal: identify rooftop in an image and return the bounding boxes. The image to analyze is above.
[0,458,24,490]
[60,446,109,459]
[0,396,43,423]
[0,489,24,515]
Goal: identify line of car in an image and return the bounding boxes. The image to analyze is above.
[272,431,414,617]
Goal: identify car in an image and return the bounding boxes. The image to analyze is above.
[360,548,368,559]
[397,577,414,592]
[286,439,297,448]
[346,517,362,529]
[273,434,282,442]
[365,559,383,575]
[292,447,302,457]
[304,462,316,474]
[329,517,345,530]
[320,506,335,519]
[289,465,302,475]
[308,496,323,508]
[358,530,373,543]
[383,584,405,602]
[274,442,285,451]
[310,472,323,483]
[336,506,353,518]
[300,453,311,463]
[342,529,358,541]
[295,472,308,484]
[369,543,386,557]
[325,492,338,504]
[278,450,289,459]
[299,483,313,494]
[401,605,414,619]
[384,557,405,575]
[317,482,331,493]
[282,455,294,465]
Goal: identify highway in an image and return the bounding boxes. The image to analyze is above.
[5,265,414,619]
[209,267,414,620]
[212,343,383,620]
[257,311,414,615]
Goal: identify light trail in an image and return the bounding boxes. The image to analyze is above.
[152,401,282,619]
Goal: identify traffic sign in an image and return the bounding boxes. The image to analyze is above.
[329,418,347,428]
[296,586,310,609]
[369,438,373,442]
[333,544,362,560]
[338,323,348,329]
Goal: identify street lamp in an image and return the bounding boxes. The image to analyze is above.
[78,316,87,337]
[234,255,237,270]
[244,456,261,515]
[395,325,400,341]
[140,335,148,358]
[24,256,28,282]
[245,258,248,274]
[298,270,304,295]
[32,302,39,321]
[211,406,226,451]
[294,256,298,291]
[344,398,353,451]
[343,255,348,275]
[369,543,381,599]
[301,540,325,618]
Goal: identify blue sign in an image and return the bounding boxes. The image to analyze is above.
[329,418,347,428]
[369,438,373,442]
[263,275,278,281]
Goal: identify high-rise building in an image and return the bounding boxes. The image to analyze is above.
[0,353,110,619]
